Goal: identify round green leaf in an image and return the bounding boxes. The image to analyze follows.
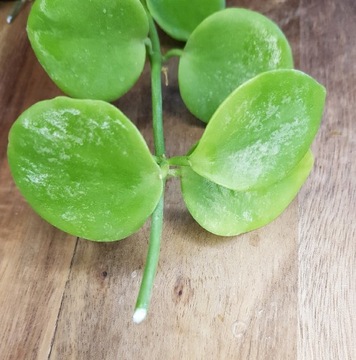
[7,97,163,241]
[181,151,313,236]
[27,0,149,101]
[188,69,326,191]
[147,0,225,41]
[178,8,294,122]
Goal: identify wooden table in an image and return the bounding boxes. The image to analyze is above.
[0,1,354,359]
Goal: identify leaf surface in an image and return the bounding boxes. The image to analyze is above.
[147,0,225,41]
[181,151,313,236]
[179,8,293,122]
[8,97,163,241]
[188,69,326,190]
[27,0,149,101]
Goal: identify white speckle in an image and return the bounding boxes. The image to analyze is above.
[22,118,30,129]
[57,108,80,116]
[131,271,137,279]
[281,95,292,104]
[242,211,252,222]
[72,136,83,145]
[59,152,70,161]
[61,211,77,222]
[100,121,110,130]
[266,103,279,118]
[270,117,305,145]
[26,172,48,185]
[39,0,48,12]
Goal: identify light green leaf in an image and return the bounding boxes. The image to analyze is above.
[7,97,163,241]
[27,0,149,101]
[181,151,314,236]
[179,8,294,122]
[188,69,326,191]
[147,0,225,41]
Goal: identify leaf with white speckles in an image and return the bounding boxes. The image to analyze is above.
[181,150,313,236]
[27,0,148,101]
[7,97,163,241]
[178,8,294,122]
[188,69,326,191]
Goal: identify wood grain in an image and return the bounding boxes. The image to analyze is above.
[0,3,77,359]
[0,1,354,359]
[298,0,356,359]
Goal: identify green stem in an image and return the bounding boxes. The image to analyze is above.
[148,15,165,158]
[133,191,165,323]
[6,0,26,24]
[162,48,184,63]
[167,156,190,167]
[133,10,166,324]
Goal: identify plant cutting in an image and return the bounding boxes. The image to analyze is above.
[7,0,326,323]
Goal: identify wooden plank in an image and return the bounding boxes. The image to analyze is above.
[0,162,77,360]
[298,0,356,359]
[0,4,77,360]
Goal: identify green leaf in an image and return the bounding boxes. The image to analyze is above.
[147,0,225,41]
[27,0,149,101]
[181,151,314,236]
[7,97,163,241]
[178,8,294,122]
[188,69,326,191]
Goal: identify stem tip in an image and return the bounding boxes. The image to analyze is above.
[133,308,147,324]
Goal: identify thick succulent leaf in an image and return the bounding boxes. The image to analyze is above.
[188,69,326,191]
[27,0,149,101]
[181,151,313,236]
[7,97,163,241]
[179,8,294,122]
[147,0,225,41]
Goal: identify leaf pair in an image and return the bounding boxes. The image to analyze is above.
[180,69,325,235]
[181,151,313,236]
[27,0,225,102]
[28,0,290,119]
[8,70,325,240]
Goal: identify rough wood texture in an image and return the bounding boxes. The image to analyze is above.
[298,1,356,359]
[0,1,354,359]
